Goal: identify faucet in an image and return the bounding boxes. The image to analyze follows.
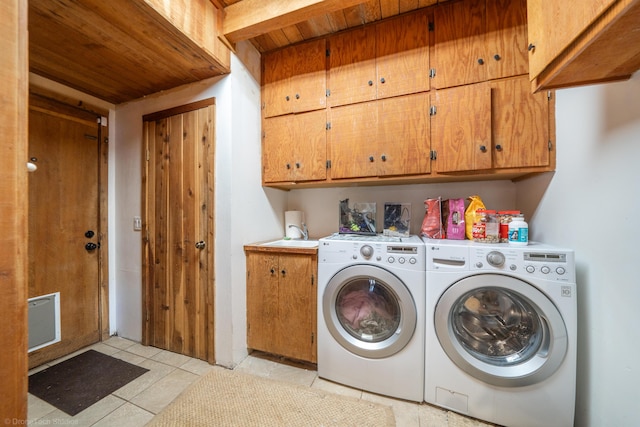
[288,223,309,240]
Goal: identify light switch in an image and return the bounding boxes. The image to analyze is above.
[133,216,142,231]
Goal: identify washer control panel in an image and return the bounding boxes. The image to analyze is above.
[321,236,425,271]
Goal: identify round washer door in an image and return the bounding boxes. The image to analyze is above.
[434,274,567,387]
[323,265,417,359]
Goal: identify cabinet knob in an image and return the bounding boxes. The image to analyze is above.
[281,269,286,276]
[368,80,373,86]
[270,268,275,275]
[380,77,386,84]
[493,54,501,61]
[286,163,291,169]
[480,145,487,152]
[477,58,484,65]
[369,156,374,162]
[295,93,300,99]
[495,144,503,151]
[285,95,290,101]
[528,43,536,52]
[295,162,300,168]
[381,154,387,161]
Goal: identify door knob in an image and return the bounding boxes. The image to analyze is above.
[195,241,206,249]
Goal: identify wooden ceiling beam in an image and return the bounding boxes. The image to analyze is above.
[223,0,368,43]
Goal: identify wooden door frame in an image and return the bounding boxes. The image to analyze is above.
[28,91,111,347]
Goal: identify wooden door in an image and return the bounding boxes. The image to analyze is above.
[277,254,315,363]
[433,0,486,89]
[143,100,215,363]
[377,93,431,177]
[491,76,551,169]
[28,100,102,367]
[486,0,528,80]
[329,101,378,179]
[376,8,430,99]
[246,252,279,354]
[328,26,377,107]
[432,83,492,172]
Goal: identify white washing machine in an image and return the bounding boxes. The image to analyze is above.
[424,239,577,427]
[318,233,425,402]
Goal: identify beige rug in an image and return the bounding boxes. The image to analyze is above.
[147,366,396,427]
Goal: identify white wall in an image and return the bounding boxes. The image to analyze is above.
[112,48,286,367]
[517,72,640,426]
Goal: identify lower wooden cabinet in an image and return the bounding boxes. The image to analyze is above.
[245,249,317,363]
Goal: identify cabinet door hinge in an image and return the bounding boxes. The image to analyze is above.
[430,105,437,116]
[326,89,331,97]
[261,102,265,110]
[146,149,150,161]
[429,68,436,79]
[326,160,332,169]
[326,48,330,57]
[547,91,553,101]
[430,150,437,160]
[548,140,553,151]
[326,122,331,130]
[311,332,315,344]
[262,130,265,138]
[428,22,434,32]
[311,274,314,286]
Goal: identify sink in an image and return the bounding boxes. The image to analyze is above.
[260,239,319,248]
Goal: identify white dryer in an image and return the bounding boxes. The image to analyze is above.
[318,234,425,402]
[424,239,577,427]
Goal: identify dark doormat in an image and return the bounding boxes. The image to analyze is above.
[29,349,149,416]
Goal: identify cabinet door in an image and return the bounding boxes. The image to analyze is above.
[485,0,528,80]
[289,39,327,114]
[292,109,328,182]
[329,101,378,179]
[263,48,293,118]
[263,110,327,183]
[246,253,280,353]
[527,0,616,81]
[491,76,550,168]
[263,40,327,118]
[377,93,431,176]
[433,0,486,89]
[376,8,430,99]
[432,83,492,172]
[276,254,315,362]
[328,26,377,107]
[263,115,295,183]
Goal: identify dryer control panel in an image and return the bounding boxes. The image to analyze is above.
[470,246,575,282]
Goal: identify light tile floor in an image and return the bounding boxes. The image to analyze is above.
[28,337,493,427]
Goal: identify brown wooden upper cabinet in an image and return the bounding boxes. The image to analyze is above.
[262,109,327,183]
[527,0,640,91]
[432,0,528,89]
[328,9,430,108]
[262,39,327,118]
[329,93,431,179]
[431,75,551,173]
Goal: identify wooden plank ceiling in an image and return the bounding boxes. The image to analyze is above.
[221,0,442,53]
[28,0,446,104]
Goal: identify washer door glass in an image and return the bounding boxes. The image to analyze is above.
[435,274,568,387]
[324,265,416,359]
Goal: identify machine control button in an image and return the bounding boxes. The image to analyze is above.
[510,264,517,271]
[475,262,484,268]
[526,265,535,273]
[388,257,395,263]
[409,257,417,264]
[360,245,374,259]
[398,257,406,264]
[556,267,566,275]
[352,255,358,260]
[541,266,551,274]
[376,256,382,261]
[486,250,505,267]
